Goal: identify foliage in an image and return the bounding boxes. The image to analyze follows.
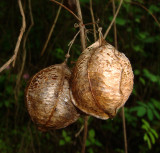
[0,0,160,153]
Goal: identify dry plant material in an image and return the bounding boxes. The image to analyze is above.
[71,39,134,119]
[25,62,80,131]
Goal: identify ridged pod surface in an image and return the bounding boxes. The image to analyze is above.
[71,40,134,119]
[25,62,80,131]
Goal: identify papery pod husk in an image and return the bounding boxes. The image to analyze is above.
[25,62,80,131]
[71,40,134,119]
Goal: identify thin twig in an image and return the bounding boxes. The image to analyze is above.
[15,0,34,100]
[81,116,88,153]
[112,0,117,48]
[41,0,63,56]
[75,125,84,138]
[90,0,97,41]
[104,0,123,39]
[75,1,88,153]
[65,30,80,62]
[112,1,127,153]
[14,0,34,128]
[50,0,81,22]
[128,1,160,28]
[13,0,26,66]
[122,107,128,153]
[76,0,86,51]
[0,0,26,73]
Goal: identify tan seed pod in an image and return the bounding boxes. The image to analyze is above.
[25,62,80,131]
[71,40,134,119]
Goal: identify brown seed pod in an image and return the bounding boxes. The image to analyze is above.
[71,40,134,119]
[25,62,80,131]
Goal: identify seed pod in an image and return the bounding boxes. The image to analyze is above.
[71,40,134,119]
[25,62,80,131]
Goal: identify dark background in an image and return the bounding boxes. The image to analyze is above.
[0,0,160,153]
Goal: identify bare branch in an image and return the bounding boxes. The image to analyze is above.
[50,0,81,22]
[76,0,86,51]
[15,0,34,97]
[0,0,26,73]
[41,0,63,56]
[75,1,88,153]
[104,0,123,39]
[112,0,117,49]
[13,0,26,66]
[112,1,127,153]
[90,0,97,41]
[129,1,160,28]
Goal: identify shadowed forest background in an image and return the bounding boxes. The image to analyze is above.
[0,0,160,153]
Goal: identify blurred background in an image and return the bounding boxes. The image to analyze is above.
[0,0,160,153]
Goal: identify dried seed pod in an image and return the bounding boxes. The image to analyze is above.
[71,40,134,119]
[25,62,80,131]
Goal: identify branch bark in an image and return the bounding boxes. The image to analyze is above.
[0,0,26,73]
[41,0,63,56]
[90,0,97,41]
[75,1,88,153]
[112,1,128,153]
[104,0,123,39]
[76,0,86,51]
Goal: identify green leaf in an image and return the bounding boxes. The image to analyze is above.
[130,106,142,112]
[6,86,13,95]
[153,109,160,120]
[151,99,160,110]
[109,16,127,26]
[62,130,67,137]
[143,69,158,82]
[142,124,148,131]
[88,148,94,153]
[133,45,143,52]
[132,88,137,95]
[137,106,146,117]
[138,32,148,39]
[65,136,71,143]
[147,108,154,120]
[95,140,102,147]
[134,69,140,75]
[89,129,95,138]
[4,100,11,108]
[137,101,147,107]
[142,119,150,128]
[149,5,160,13]
[144,37,157,43]
[86,139,91,147]
[139,77,145,85]
[135,17,140,23]
[59,140,65,146]
[144,134,152,149]
[150,129,158,139]
[116,17,127,26]
[124,0,131,2]
[148,132,155,144]
[147,103,155,110]
[80,0,90,3]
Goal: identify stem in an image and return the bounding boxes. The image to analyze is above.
[128,1,160,28]
[75,1,88,153]
[104,0,123,39]
[90,0,97,41]
[122,107,128,153]
[112,1,127,152]
[41,0,63,56]
[75,0,86,51]
[112,0,117,48]
[0,0,26,73]
[81,116,88,153]
[50,0,81,22]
